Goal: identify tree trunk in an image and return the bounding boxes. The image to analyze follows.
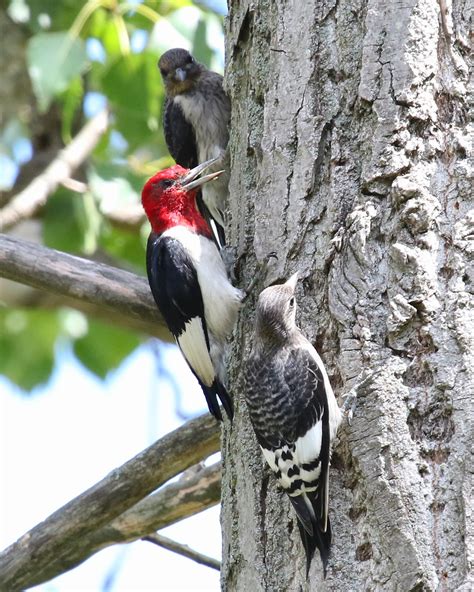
[222,1,471,590]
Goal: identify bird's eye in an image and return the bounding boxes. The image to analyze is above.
[159,179,174,189]
[160,67,169,77]
[186,55,195,64]
[289,297,295,307]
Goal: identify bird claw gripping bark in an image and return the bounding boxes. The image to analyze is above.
[341,389,358,425]
[220,245,239,284]
[242,252,278,302]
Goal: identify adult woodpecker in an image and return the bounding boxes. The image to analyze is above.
[244,274,342,576]
[158,48,230,246]
[141,159,242,421]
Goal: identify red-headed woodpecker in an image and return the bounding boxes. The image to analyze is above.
[158,48,230,247]
[141,159,242,421]
[244,274,342,576]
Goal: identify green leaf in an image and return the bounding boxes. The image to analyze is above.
[101,52,162,148]
[101,14,124,57]
[42,187,101,255]
[0,309,61,391]
[27,32,89,112]
[10,0,81,33]
[0,118,29,159]
[167,6,201,41]
[87,6,109,39]
[99,223,147,273]
[88,162,142,210]
[73,320,141,379]
[59,76,84,142]
[192,18,212,66]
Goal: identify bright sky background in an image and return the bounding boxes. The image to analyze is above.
[0,344,221,591]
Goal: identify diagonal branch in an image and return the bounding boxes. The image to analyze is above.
[0,414,221,591]
[97,462,221,545]
[143,533,221,571]
[0,234,170,339]
[0,109,109,232]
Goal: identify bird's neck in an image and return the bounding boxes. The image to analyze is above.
[253,323,300,355]
[254,329,287,354]
[145,193,213,239]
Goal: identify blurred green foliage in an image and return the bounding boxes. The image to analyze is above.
[0,0,225,391]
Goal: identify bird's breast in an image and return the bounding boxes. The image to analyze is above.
[174,93,228,157]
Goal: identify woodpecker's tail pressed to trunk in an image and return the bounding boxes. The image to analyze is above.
[290,491,332,578]
[201,379,233,422]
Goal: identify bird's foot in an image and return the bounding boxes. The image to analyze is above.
[242,252,278,302]
[341,389,358,425]
[221,245,239,283]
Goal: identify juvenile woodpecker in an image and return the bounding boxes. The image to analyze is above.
[141,159,242,421]
[158,48,230,246]
[244,274,342,576]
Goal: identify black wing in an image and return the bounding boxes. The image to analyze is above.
[147,234,206,340]
[245,347,328,450]
[163,98,197,169]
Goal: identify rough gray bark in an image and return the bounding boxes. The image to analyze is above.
[223,1,472,591]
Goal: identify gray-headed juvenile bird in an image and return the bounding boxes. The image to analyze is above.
[158,48,230,247]
[244,273,342,576]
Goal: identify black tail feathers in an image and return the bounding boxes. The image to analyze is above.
[201,379,233,422]
[296,514,331,578]
[290,493,332,578]
[215,380,234,421]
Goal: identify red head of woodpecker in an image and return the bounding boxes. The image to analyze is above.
[142,160,218,239]
[158,48,230,247]
[142,159,242,421]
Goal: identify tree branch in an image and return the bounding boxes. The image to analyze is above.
[97,462,221,545]
[0,234,170,339]
[0,414,221,591]
[143,533,221,571]
[0,109,109,232]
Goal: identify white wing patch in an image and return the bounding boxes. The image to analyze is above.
[295,420,323,465]
[177,317,215,387]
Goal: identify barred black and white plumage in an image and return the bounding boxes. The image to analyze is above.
[158,48,230,247]
[244,273,341,577]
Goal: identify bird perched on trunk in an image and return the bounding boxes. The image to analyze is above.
[158,48,230,247]
[141,159,242,421]
[244,274,342,576]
